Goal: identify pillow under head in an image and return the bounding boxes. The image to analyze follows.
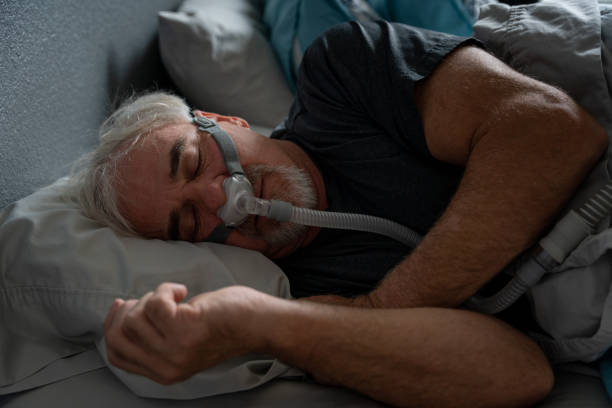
[158,0,294,128]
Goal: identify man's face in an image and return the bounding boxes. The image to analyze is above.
[114,114,318,258]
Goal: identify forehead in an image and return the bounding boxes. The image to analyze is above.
[115,123,194,236]
[119,122,195,179]
[137,122,194,153]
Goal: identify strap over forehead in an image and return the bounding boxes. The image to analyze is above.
[191,114,244,176]
[190,112,249,244]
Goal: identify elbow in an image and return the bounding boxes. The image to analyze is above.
[570,110,608,163]
[495,341,555,408]
[546,90,608,166]
[584,119,608,161]
[518,359,555,407]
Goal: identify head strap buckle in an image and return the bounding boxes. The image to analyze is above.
[192,114,217,129]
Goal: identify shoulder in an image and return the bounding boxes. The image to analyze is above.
[303,20,474,71]
[415,45,608,164]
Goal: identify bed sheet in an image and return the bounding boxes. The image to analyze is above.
[1,363,608,408]
[0,367,385,408]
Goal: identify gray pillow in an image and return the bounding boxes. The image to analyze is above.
[158,0,294,128]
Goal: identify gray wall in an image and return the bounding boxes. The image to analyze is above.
[0,0,182,209]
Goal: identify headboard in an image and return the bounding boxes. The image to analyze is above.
[0,0,182,209]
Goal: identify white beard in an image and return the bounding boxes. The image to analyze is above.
[237,164,317,247]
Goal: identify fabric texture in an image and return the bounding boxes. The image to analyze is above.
[158,0,294,128]
[2,360,608,408]
[0,179,300,397]
[263,0,476,91]
[271,21,472,297]
[0,366,386,408]
[474,0,612,365]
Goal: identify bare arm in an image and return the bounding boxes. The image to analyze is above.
[105,284,553,407]
[102,46,603,408]
[357,46,608,308]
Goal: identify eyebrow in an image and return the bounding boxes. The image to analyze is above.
[168,210,180,241]
[169,137,186,180]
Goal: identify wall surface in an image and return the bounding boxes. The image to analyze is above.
[0,0,182,208]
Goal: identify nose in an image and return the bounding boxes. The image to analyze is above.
[187,174,227,214]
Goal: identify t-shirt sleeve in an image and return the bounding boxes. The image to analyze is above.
[289,20,481,157]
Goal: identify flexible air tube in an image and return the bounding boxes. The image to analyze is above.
[467,180,612,314]
[234,180,612,314]
[577,181,612,228]
[237,196,422,248]
[465,248,558,314]
[289,206,422,248]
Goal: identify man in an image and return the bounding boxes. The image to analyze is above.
[82,21,607,407]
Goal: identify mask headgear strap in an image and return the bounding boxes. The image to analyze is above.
[191,112,246,243]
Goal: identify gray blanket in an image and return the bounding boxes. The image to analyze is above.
[475,0,612,363]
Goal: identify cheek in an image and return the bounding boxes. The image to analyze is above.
[263,172,301,204]
[120,186,182,238]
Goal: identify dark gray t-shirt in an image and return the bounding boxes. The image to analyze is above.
[271,21,478,298]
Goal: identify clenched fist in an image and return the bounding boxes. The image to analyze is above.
[104,283,270,384]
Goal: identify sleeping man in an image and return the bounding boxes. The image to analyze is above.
[76,21,607,407]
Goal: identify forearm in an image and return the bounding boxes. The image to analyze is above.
[370,98,607,308]
[254,296,552,407]
[103,284,553,406]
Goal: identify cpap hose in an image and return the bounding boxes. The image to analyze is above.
[467,180,612,314]
[235,194,422,248]
[219,169,612,313]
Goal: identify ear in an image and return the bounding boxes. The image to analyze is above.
[192,110,250,129]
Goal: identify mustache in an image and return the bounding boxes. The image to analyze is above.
[236,164,316,246]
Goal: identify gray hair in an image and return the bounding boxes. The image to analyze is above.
[67,91,192,234]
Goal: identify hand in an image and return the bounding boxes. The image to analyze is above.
[104,283,267,385]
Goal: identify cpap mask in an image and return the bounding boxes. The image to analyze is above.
[193,112,612,316]
[191,112,422,247]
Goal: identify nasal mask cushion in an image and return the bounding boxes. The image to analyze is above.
[191,113,254,243]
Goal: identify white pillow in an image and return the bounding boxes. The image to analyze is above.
[158,0,294,128]
[0,178,295,397]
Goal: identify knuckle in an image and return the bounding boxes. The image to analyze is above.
[158,282,174,292]
[145,296,167,318]
[121,314,142,341]
[125,299,138,308]
[124,308,141,324]
[121,323,138,341]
